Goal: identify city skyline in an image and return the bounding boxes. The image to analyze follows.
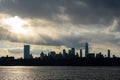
[0,0,120,58]
[29,42,115,59]
[26,42,116,59]
[0,42,119,66]
[1,42,116,59]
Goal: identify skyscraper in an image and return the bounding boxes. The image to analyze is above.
[63,49,66,54]
[80,49,82,58]
[40,52,45,59]
[24,45,30,59]
[71,48,75,56]
[68,48,75,58]
[107,49,110,58]
[68,50,72,55]
[85,42,89,58]
[63,49,67,58]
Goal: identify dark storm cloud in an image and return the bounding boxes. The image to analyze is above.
[1,0,120,25]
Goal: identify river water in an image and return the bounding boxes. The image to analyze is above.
[0,66,120,80]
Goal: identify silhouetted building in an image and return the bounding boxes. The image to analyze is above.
[80,49,82,58]
[63,49,66,54]
[76,52,79,58]
[56,53,62,59]
[29,54,33,59]
[87,53,95,58]
[40,52,45,59]
[71,48,75,56]
[105,55,107,58]
[107,49,110,58]
[49,51,56,58]
[96,52,104,58]
[24,45,30,59]
[1,55,14,61]
[63,49,67,58]
[68,50,72,55]
[85,42,89,57]
[113,55,116,58]
[68,48,75,58]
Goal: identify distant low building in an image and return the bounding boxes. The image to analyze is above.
[96,52,104,58]
[48,51,56,58]
[87,53,95,58]
[55,53,62,59]
[1,55,14,61]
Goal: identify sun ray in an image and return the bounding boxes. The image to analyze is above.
[2,16,31,34]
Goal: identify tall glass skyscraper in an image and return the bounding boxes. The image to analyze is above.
[80,49,82,58]
[24,45,30,59]
[107,49,110,58]
[85,42,89,57]
[71,48,75,56]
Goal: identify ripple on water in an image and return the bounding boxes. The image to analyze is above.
[0,66,120,80]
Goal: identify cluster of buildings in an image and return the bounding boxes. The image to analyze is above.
[0,42,119,66]
[24,42,117,59]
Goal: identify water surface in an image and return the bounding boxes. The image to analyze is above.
[0,66,120,80]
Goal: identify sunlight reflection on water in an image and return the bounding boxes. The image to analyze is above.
[0,66,120,80]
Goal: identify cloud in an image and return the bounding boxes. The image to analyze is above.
[0,0,120,57]
[107,19,120,32]
[0,14,119,49]
[0,0,120,25]
[8,48,23,54]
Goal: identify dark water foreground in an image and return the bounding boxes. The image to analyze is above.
[0,66,120,80]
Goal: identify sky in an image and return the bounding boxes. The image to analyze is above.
[0,0,120,58]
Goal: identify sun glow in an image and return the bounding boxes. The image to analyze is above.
[2,16,31,34]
